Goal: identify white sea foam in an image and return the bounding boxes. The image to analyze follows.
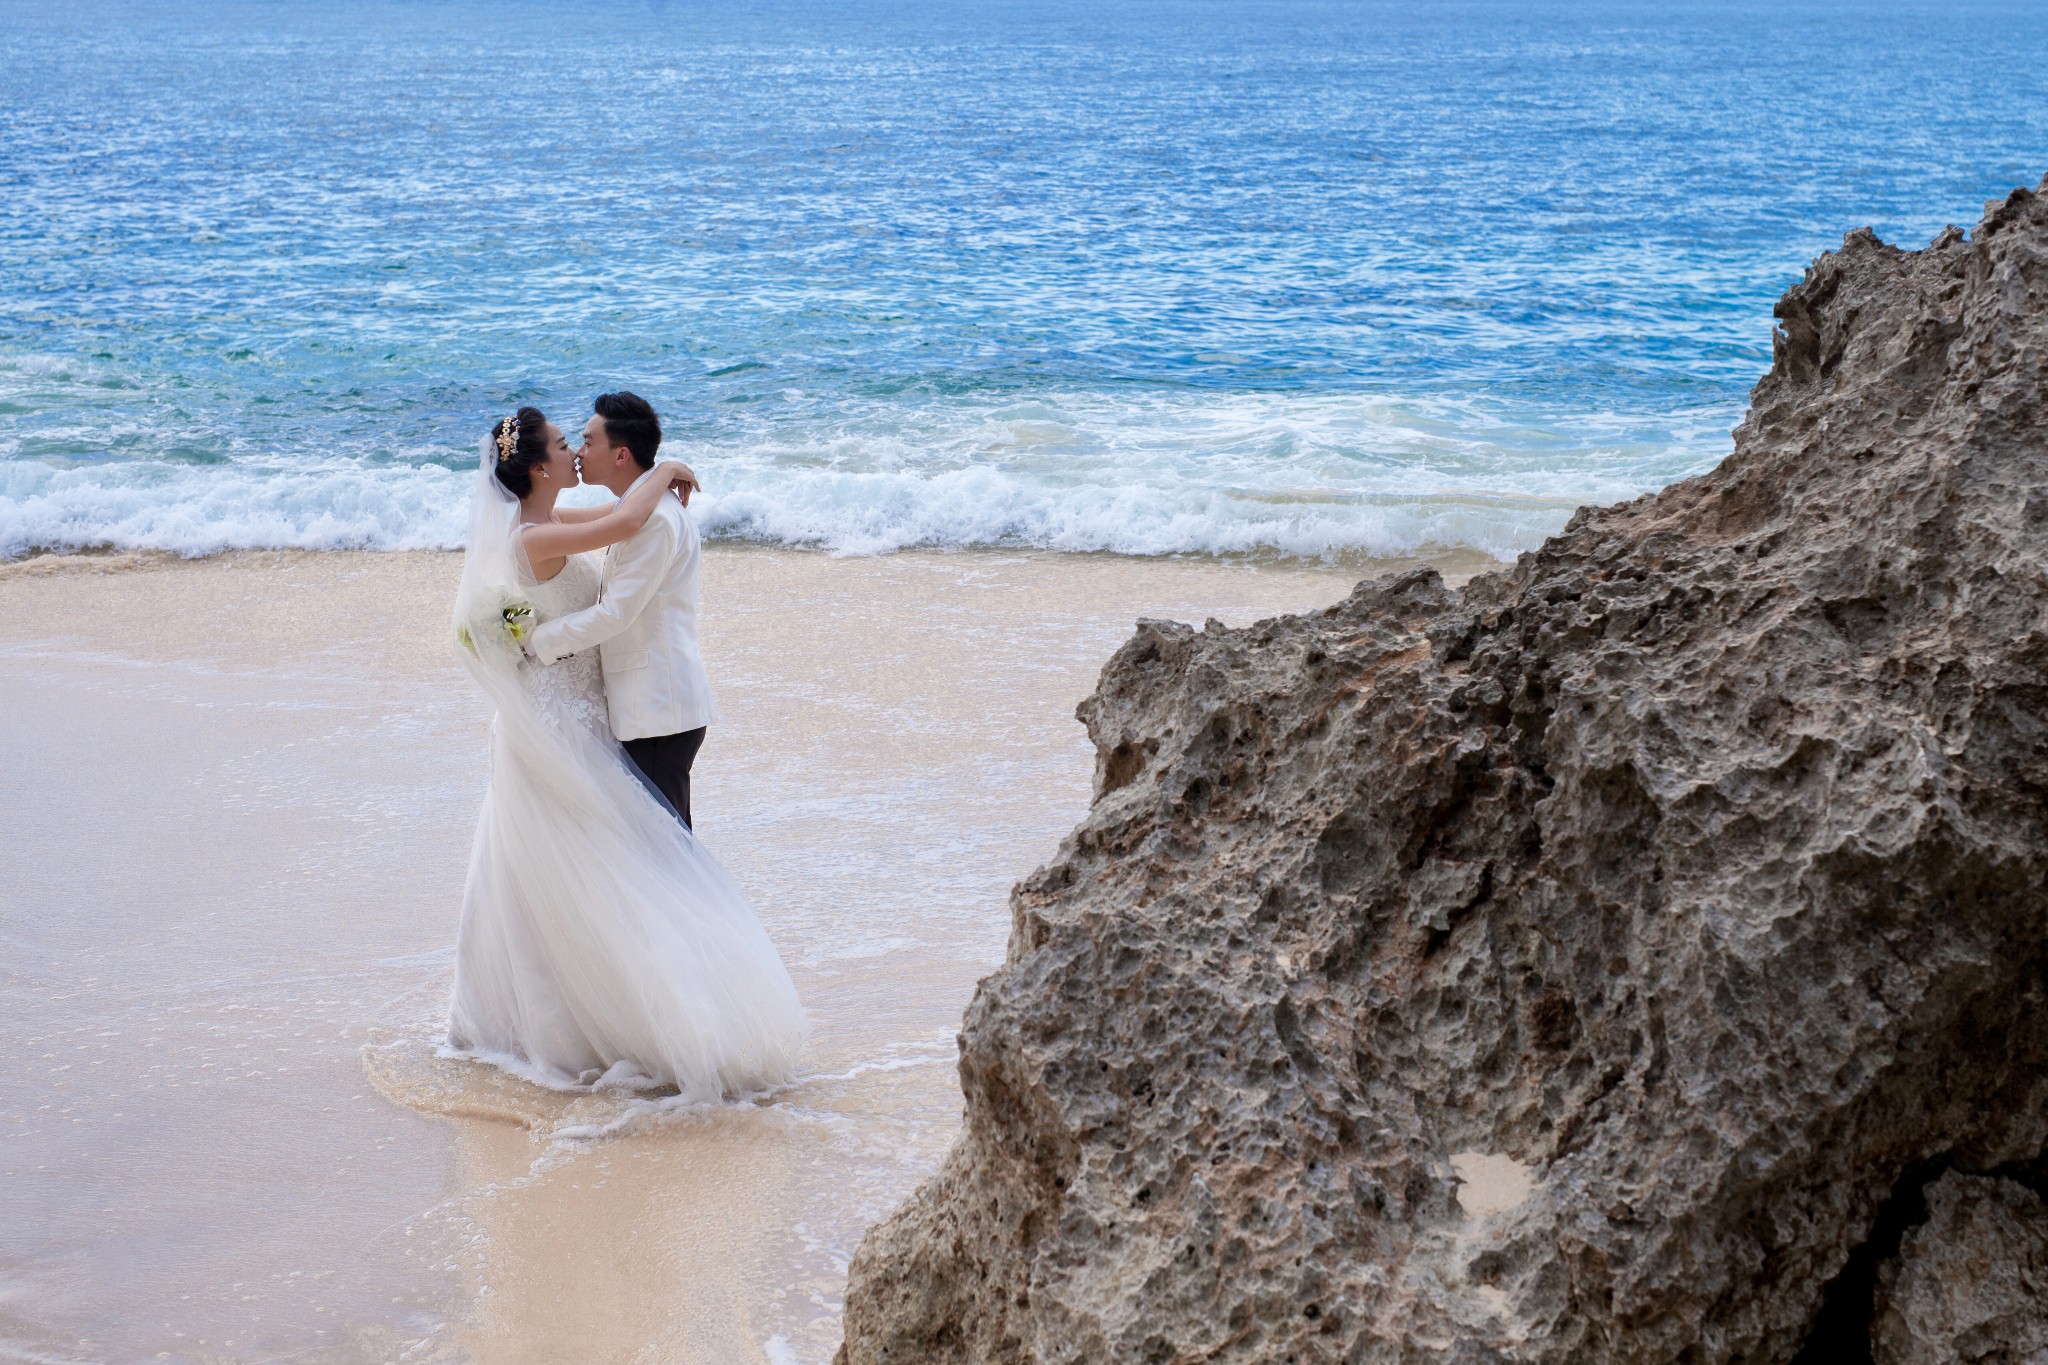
[0,391,1731,562]
[699,462,1583,560]
[0,459,473,558]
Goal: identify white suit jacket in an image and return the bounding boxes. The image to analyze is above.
[527,471,717,741]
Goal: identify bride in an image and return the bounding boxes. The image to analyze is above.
[444,405,806,1098]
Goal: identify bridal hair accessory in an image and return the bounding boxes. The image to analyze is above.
[496,414,521,463]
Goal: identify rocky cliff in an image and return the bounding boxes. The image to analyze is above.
[1871,1172,2048,1364]
[838,181,2048,1363]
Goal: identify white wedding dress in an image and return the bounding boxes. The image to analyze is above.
[513,553,614,744]
[445,448,806,1100]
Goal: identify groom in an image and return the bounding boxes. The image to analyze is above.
[525,392,717,828]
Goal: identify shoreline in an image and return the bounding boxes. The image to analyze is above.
[0,537,1506,578]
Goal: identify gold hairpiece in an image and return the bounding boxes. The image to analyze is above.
[496,414,520,463]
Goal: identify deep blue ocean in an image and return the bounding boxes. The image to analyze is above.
[1,0,2041,562]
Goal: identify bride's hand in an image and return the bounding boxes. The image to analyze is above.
[657,460,700,506]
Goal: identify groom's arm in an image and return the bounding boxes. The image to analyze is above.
[525,513,679,665]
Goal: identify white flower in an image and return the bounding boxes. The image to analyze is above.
[457,588,537,656]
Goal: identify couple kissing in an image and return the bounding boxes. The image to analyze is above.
[443,390,806,1100]
[493,391,712,827]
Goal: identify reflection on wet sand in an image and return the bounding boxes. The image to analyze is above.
[450,1112,784,1364]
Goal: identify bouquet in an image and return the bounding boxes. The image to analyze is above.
[456,589,537,657]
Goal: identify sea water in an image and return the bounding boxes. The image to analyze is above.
[0,0,2041,563]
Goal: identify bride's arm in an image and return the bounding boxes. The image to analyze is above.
[526,513,678,664]
[519,463,697,560]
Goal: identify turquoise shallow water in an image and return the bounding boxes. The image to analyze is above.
[0,0,2041,560]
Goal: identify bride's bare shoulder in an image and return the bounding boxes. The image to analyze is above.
[515,523,570,584]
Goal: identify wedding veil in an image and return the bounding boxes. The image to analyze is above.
[452,434,538,729]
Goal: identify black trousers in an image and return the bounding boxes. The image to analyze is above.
[622,727,707,829]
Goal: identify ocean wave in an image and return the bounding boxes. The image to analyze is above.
[0,459,475,558]
[698,463,1590,560]
[0,390,1728,562]
[0,454,1655,562]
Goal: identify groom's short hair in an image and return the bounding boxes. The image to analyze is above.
[594,391,662,470]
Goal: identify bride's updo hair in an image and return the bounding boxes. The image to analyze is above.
[492,406,550,498]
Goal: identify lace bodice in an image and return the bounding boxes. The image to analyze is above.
[521,553,610,740]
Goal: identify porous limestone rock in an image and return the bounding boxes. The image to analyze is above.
[838,181,2048,1363]
[1872,1172,2048,1365]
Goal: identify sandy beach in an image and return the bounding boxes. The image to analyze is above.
[0,544,1480,1364]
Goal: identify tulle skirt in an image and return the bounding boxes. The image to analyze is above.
[447,716,807,1100]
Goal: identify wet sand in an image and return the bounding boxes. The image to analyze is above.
[0,545,1476,1363]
